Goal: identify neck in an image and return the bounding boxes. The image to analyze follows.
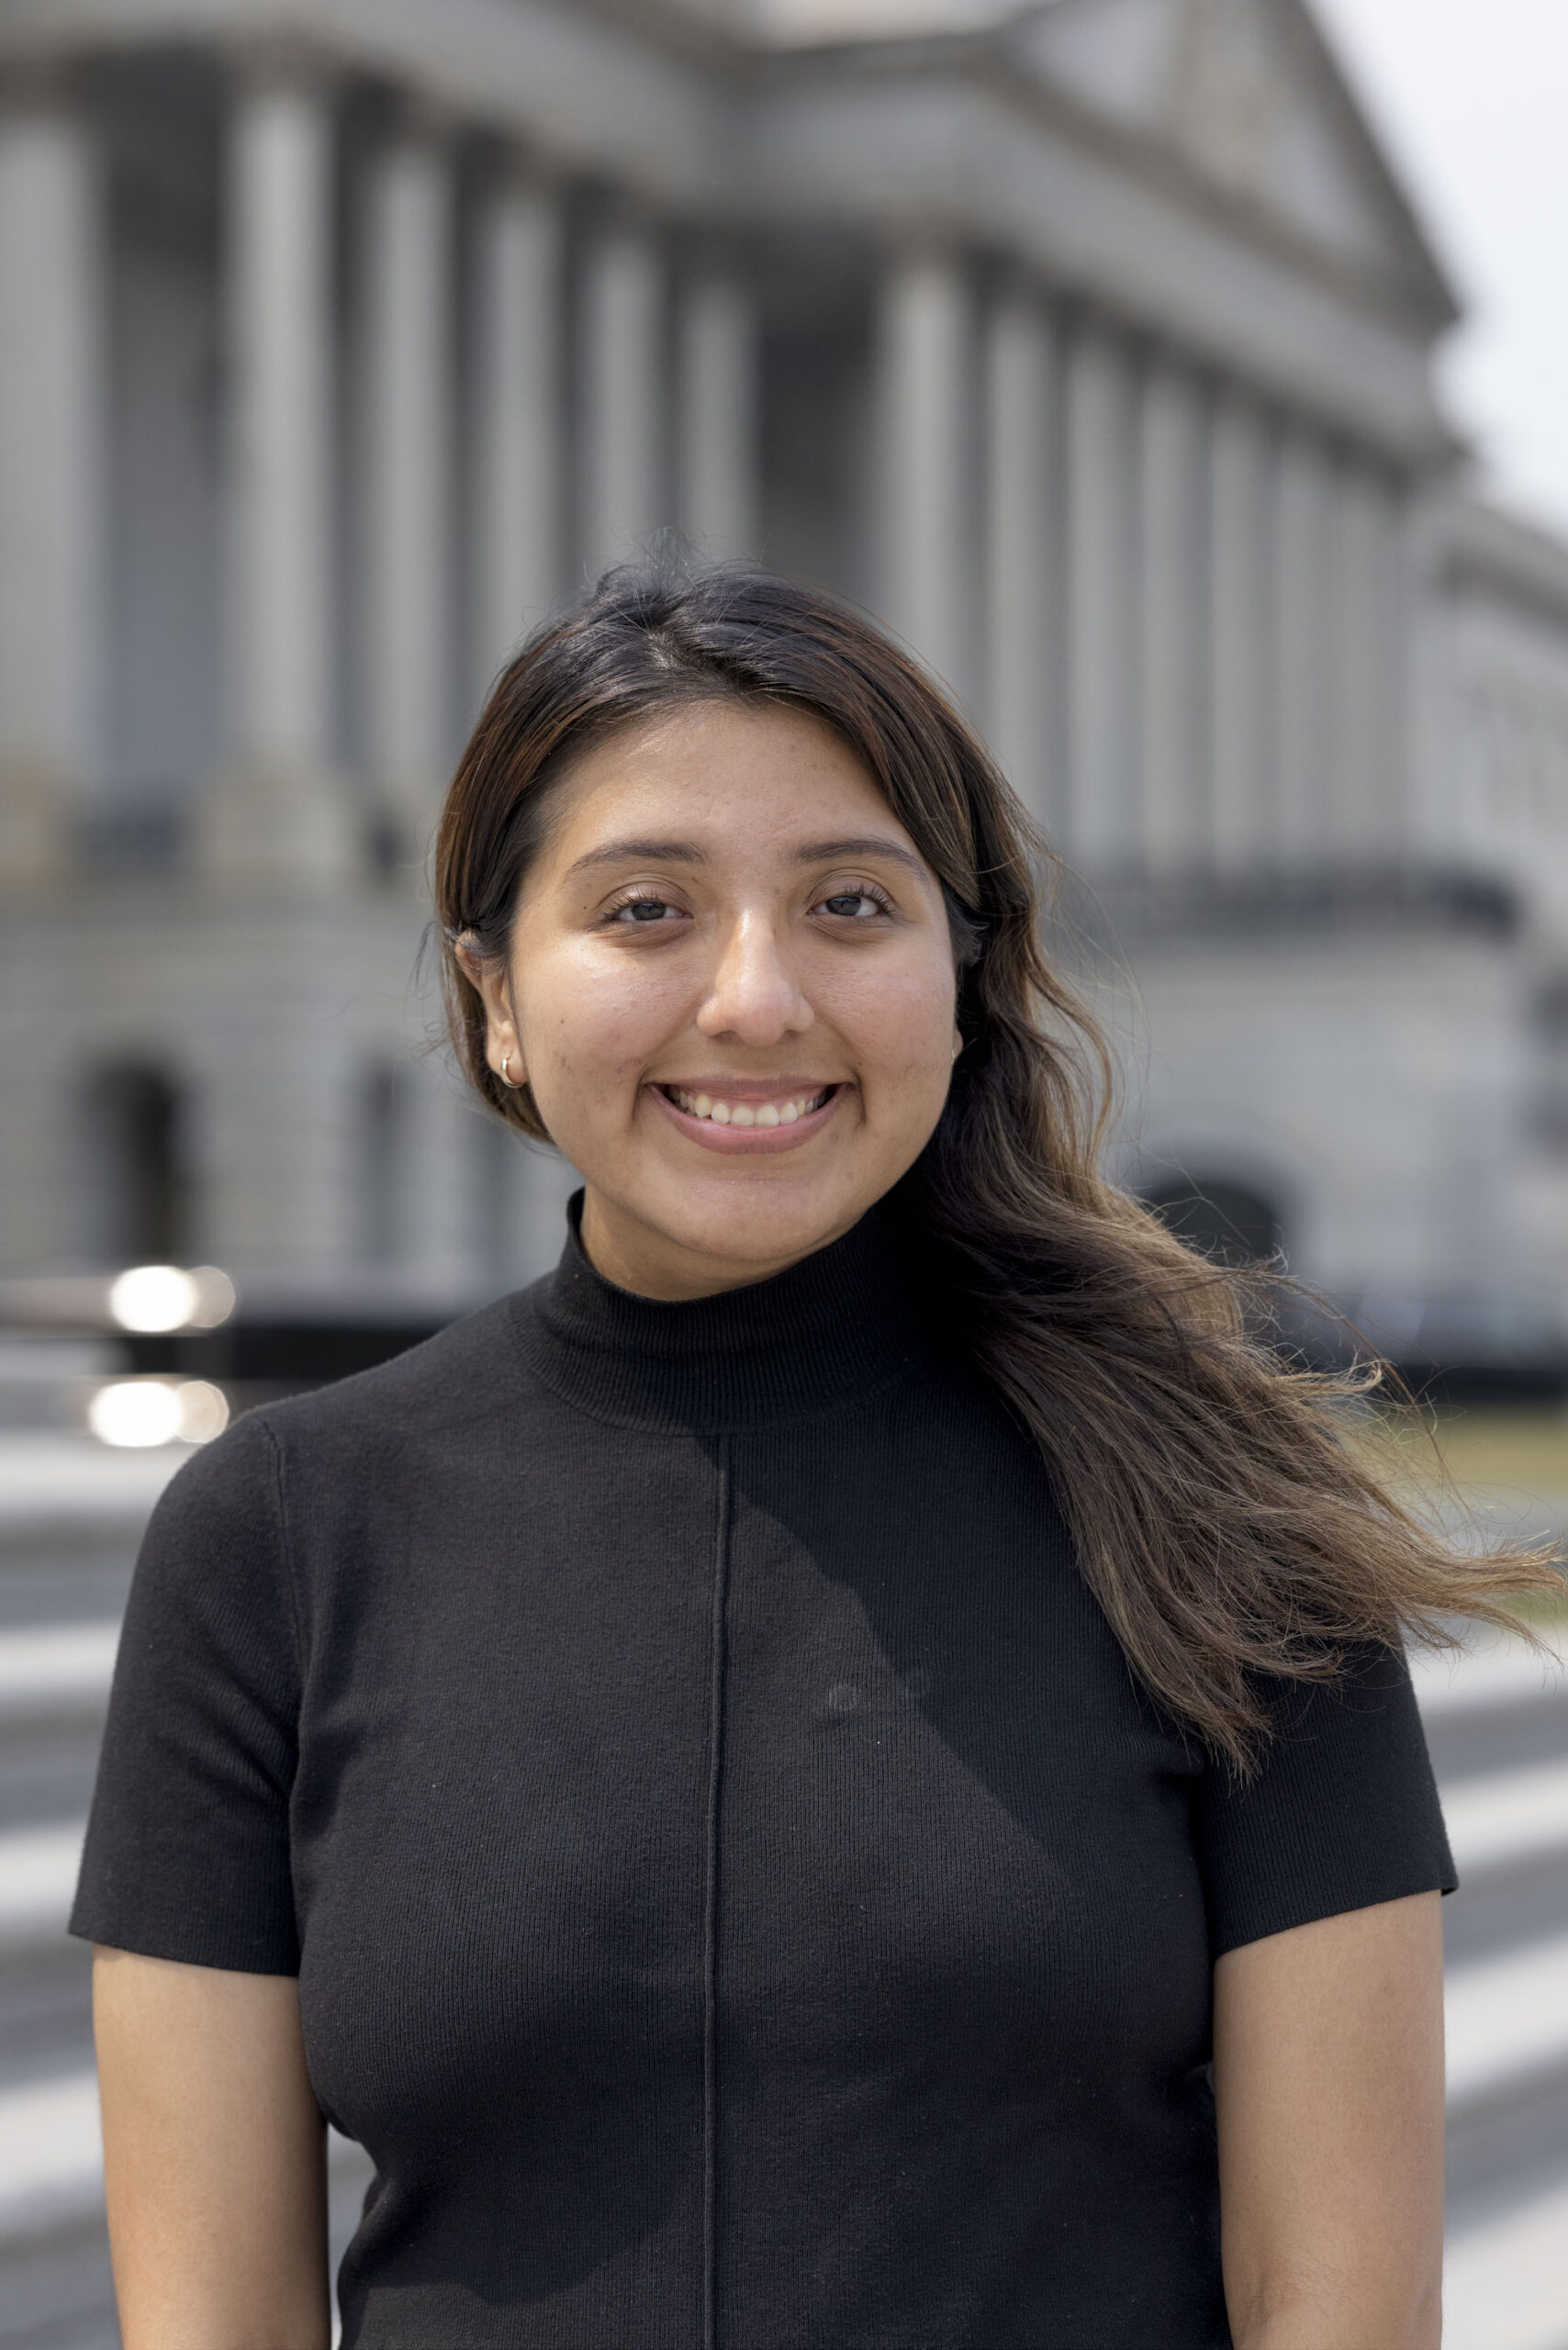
[520,1190,922,1434]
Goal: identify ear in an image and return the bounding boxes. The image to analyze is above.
[454,939,525,1087]
[952,1027,963,1062]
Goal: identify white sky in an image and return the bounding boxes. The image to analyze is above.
[1311,0,1568,533]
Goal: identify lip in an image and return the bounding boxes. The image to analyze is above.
[646,1080,849,1155]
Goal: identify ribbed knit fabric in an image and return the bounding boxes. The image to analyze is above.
[73,1203,1454,2350]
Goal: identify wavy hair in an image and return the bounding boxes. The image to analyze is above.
[435,564,1558,1765]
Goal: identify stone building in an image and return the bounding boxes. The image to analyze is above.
[3,0,1568,1368]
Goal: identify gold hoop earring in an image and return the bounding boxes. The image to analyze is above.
[499,1053,522,1091]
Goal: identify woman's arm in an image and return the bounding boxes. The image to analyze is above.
[1214,1890,1445,2350]
[95,1947,330,2350]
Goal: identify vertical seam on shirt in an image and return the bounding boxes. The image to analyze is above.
[702,1438,733,2350]
[255,1414,308,1689]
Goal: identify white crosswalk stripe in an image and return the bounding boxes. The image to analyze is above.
[1445,1930,1568,2111]
[1443,1758,1568,1878]
[0,1823,85,1943]
[1409,1637,1566,1717]
[0,2073,102,2248]
[0,1621,118,1719]
[1444,2174,1568,2350]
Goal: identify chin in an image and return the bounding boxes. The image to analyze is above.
[653,1170,864,1270]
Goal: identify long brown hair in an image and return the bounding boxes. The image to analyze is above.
[435,563,1558,1765]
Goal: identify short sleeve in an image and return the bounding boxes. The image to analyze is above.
[70,1412,303,1974]
[1193,1645,1455,1959]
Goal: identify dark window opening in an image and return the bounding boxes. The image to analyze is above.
[87,1063,187,1264]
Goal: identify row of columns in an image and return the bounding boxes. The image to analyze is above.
[0,59,1415,893]
[876,252,1415,877]
[222,66,758,878]
[0,57,759,887]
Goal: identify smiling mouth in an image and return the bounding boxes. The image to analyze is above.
[658,1083,837,1130]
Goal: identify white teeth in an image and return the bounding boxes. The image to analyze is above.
[666,1085,831,1125]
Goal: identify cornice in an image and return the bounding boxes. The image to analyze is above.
[1436,495,1568,632]
[734,55,1450,458]
[748,24,1451,341]
[0,0,729,204]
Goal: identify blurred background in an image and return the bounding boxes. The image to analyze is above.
[0,0,1565,2342]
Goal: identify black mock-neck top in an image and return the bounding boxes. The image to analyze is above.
[74,1203,1453,2349]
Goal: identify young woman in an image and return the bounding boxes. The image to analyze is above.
[75,567,1545,2349]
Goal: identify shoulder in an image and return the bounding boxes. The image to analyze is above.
[242,1287,556,1493]
[1195,1646,1455,1957]
[260,1289,537,1446]
[143,1288,545,1546]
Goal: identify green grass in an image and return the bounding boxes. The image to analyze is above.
[1357,1404,1568,1622]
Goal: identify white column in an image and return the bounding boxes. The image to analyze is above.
[0,75,104,880]
[579,221,666,579]
[363,116,454,846]
[984,284,1058,834]
[677,272,757,562]
[1328,457,1407,860]
[876,247,973,699]
[469,169,563,706]
[208,57,350,882]
[1138,354,1205,874]
[1063,315,1137,867]
[1272,421,1333,867]
[1208,387,1272,871]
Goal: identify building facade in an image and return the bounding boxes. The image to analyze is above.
[3,0,1568,1363]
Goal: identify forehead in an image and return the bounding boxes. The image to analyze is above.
[539,700,907,855]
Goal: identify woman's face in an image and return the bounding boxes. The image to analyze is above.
[465,700,963,1298]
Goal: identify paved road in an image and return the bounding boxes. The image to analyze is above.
[0,1438,1563,2348]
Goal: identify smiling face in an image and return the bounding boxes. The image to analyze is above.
[461,699,963,1299]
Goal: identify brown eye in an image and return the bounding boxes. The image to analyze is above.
[610,898,676,924]
[820,890,884,920]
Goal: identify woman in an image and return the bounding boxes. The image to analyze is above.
[74,566,1545,2349]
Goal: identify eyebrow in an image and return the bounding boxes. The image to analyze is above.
[564,839,706,880]
[564,834,928,883]
[790,836,926,877]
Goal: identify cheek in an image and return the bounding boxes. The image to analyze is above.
[828,951,957,1103]
[514,942,693,1091]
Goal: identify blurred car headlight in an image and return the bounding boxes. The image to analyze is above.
[87,1378,230,1449]
[107,1264,236,1334]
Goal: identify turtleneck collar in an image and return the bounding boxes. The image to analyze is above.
[513,1192,925,1433]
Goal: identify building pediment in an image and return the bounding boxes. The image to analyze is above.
[1005,0,1456,324]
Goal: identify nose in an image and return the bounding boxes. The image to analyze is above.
[696,909,814,1046]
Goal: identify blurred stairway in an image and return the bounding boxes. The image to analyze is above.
[0,1439,1563,2349]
